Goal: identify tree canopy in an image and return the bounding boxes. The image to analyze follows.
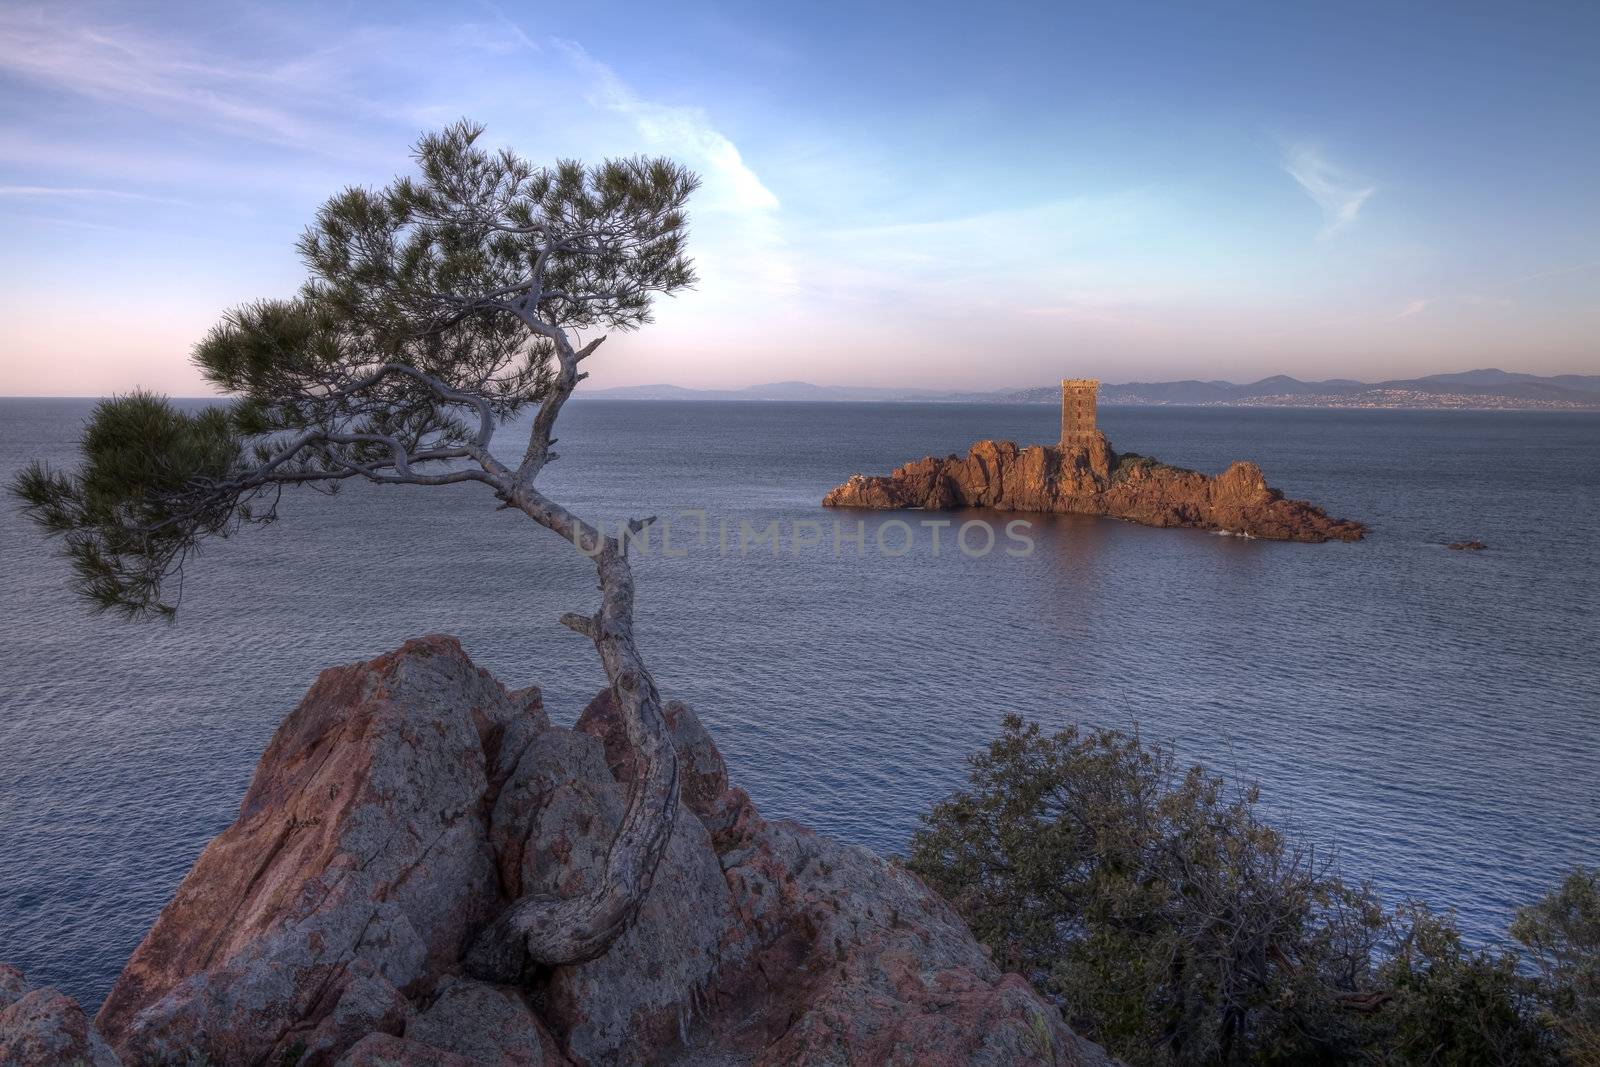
[14,119,698,620]
[12,121,700,971]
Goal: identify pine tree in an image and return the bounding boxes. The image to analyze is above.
[11,120,700,973]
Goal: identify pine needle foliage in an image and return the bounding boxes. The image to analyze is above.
[10,121,698,619]
[13,393,242,618]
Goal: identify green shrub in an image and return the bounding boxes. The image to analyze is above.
[1109,452,1157,482]
[908,715,1570,1065]
[1513,869,1600,1064]
[1376,902,1551,1064]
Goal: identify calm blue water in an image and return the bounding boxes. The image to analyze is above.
[1,398,1597,1008]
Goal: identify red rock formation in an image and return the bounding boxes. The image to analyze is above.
[93,635,519,1066]
[3,638,1114,1066]
[576,693,1115,1067]
[0,965,119,1066]
[823,433,1366,543]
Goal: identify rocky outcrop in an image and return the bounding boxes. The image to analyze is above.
[93,636,516,1066]
[2,637,1112,1067]
[823,435,1365,543]
[0,964,119,1066]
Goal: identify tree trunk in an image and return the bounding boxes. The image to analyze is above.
[464,491,681,978]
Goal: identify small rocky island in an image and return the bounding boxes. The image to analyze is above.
[0,637,1112,1066]
[824,379,1366,543]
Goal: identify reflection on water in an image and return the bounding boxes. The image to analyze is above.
[1033,512,1117,616]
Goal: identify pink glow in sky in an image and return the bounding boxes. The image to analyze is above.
[1,2,1596,395]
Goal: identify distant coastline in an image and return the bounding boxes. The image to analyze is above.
[585,368,1600,411]
[7,368,1599,411]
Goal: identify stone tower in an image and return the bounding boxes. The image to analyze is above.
[1060,378,1099,448]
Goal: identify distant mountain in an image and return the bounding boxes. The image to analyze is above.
[1420,368,1600,390]
[583,383,738,401]
[585,369,1600,410]
[731,381,959,401]
[1092,371,1600,406]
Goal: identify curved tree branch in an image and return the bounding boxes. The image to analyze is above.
[466,317,680,975]
[15,124,696,972]
[286,345,683,972]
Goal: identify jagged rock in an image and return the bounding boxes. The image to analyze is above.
[497,700,739,1066]
[703,819,1108,1066]
[576,687,757,851]
[95,636,519,1066]
[296,960,413,1065]
[55,637,1112,1066]
[0,965,120,1066]
[335,1032,474,1066]
[488,723,616,905]
[405,977,566,1065]
[823,434,1365,543]
[577,689,729,824]
[574,701,1111,1067]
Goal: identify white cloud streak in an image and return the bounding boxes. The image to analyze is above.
[0,4,404,159]
[1283,144,1374,237]
[6,3,1425,390]
[0,185,183,203]
[1502,260,1600,287]
[469,1,543,53]
[551,37,793,295]
[0,9,310,145]
[555,39,778,213]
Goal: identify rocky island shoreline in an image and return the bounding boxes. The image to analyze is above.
[823,432,1366,544]
[0,637,1112,1066]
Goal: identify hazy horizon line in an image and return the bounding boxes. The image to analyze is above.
[3,364,1597,401]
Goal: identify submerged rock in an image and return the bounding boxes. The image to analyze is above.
[1447,540,1488,551]
[822,434,1366,543]
[21,637,1112,1066]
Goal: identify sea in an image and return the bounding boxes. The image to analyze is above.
[0,397,1596,1008]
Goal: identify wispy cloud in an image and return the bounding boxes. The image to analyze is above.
[0,4,402,157]
[0,185,183,204]
[0,210,134,233]
[0,8,308,145]
[1501,260,1600,287]
[1283,144,1374,237]
[556,39,778,214]
[1022,297,1145,328]
[1393,260,1599,323]
[799,189,1197,322]
[0,3,795,302]
[551,37,793,294]
[450,0,542,55]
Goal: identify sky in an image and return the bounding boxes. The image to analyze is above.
[0,0,1596,395]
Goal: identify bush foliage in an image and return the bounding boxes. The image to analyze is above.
[908,715,1594,1065]
[1514,869,1600,1063]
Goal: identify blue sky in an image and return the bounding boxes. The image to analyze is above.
[1,0,1596,394]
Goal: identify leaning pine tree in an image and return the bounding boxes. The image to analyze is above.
[10,121,699,976]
